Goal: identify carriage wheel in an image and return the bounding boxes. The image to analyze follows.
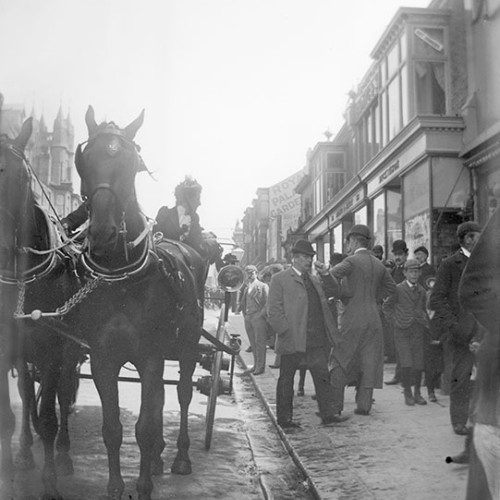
[205,303,226,450]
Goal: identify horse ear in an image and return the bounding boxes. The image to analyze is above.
[13,117,33,152]
[124,109,145,140]
[85,106,98,137]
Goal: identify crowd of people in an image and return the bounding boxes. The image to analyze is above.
[238,216,500,500]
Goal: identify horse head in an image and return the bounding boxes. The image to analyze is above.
[0,118,33,273]
[75,106,144,262]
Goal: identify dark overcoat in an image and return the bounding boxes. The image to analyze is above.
[459,208,500,500]
[429,250,478,346]
[267,268,339,356]
[329,249,396,388]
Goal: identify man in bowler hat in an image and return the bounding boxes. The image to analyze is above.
[328,225,396,415]
[267,239,347,428]
[385,239,409,384]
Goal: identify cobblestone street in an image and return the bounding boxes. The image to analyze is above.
[228,313,469,500]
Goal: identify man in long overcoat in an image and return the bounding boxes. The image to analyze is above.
[267,239,347,428]
[458,207,500,498]
[329,225,397,415]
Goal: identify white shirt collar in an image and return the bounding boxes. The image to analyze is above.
[354,247,366,254]
[292,265,302,277]
[461,247,471,258]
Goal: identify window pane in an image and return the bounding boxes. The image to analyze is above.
[373,102,380,153]
[404,161,429,220]
[382,90,388,147]
[432,157,469,208]
[372,192,385,248]
[387,41,399,78]
[388,76,401,141]
[401,64,410,126]
[414,27,445,57]
[387,189,402,253]
[415,62,446,115]
[333,224,343,254]
[401,31,407,62]
[354,206,367,225]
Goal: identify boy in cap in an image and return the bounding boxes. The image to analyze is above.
[384,259,429,405]
[414,246,436,290]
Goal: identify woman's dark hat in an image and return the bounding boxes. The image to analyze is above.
[291,239,316,256]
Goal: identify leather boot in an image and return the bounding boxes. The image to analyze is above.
[413,386,427,405]
[446,433,471,464]
[404,388,415,406]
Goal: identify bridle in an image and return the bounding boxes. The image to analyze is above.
[0,140,59,285]
[76,128,153,280]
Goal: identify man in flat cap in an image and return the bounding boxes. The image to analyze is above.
[430,221,482,440]
[267,239,346,428]
[328,225,396,416]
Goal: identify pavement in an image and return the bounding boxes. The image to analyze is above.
[226,312,470,500]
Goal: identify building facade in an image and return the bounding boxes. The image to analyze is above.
[0,101,81,219]
[241,0,499,268]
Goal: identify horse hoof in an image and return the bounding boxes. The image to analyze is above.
[151,457,164,476]
[171,458,191,475]
[15,451,36,470]
[56,453,74,476]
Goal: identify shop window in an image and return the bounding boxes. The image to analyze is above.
[432,158,469,209]
[372,192,386,248]
[333,224,343,254]
[415,62,446,115]
[404,161,429,220]
[354,206,367,226]
[387,188,402,254]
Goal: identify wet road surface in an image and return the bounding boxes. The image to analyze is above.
[3,309,313,500]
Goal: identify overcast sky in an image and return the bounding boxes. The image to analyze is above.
[0,0,430,240]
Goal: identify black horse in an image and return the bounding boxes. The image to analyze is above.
[0,118,83,499]
[72,106,206,500]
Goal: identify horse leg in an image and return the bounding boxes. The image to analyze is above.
[171,349,197,475]
[14,360,36,470]
[91,356,124,500]
[37,362,63,500]
[0,364,15,480]
[135,355,165,500]
[55,347,80,476]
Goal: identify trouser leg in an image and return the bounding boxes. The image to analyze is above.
[244,316,256,356]
[356,387,374,413]
[251,315,267,373]
[298,368,306,393]
[450,346,473,427]
[276,353,300,424]
[307,348,335,419]
[329,366,346,414]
